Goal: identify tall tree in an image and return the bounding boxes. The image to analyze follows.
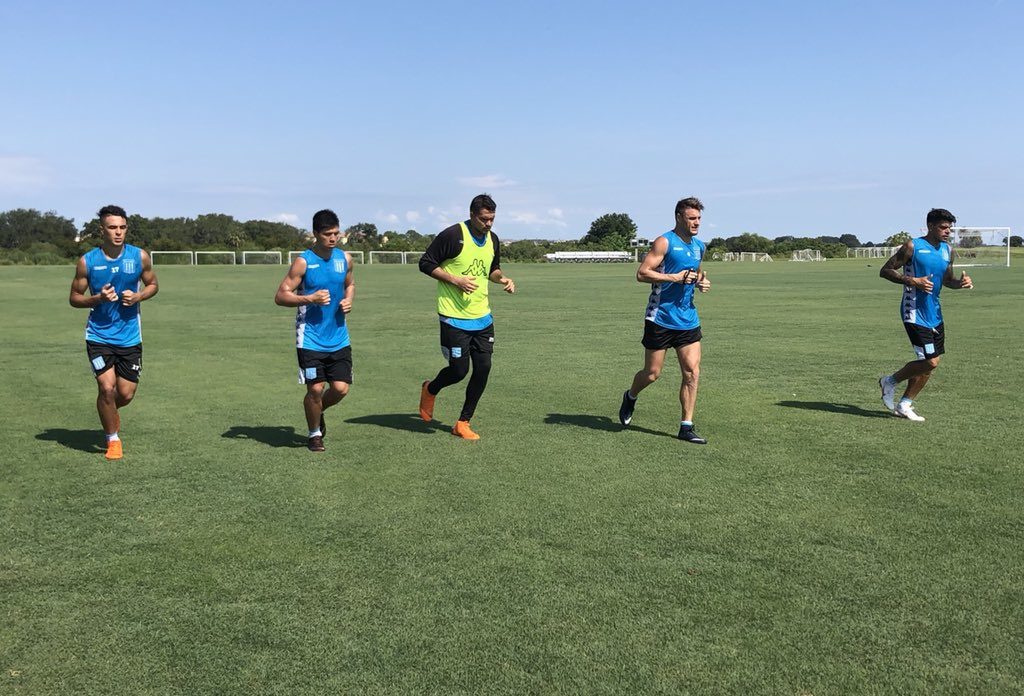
[581,213,637,250]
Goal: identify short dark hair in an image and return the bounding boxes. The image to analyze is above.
[97,205,127,220]
[312,209,340,233]
[470,194,497,215]
[926,208,956,226]
[674,197,704,217]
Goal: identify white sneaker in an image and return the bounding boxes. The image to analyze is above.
[878,375,896,411]
[893,402,925,421]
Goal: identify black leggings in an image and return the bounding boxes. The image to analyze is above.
[428,351,492,421]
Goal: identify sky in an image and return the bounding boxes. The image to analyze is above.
[1,0,1021,243]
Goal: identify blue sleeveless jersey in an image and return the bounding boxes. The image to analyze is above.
[901,237,951,328]
[644,231,705,330]
[83,244,144,346]
[296,249,350,351]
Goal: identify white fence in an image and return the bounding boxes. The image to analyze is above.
[544,251,633,263]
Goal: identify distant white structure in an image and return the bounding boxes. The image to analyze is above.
[544,251,633,263]
[790,249,822,262]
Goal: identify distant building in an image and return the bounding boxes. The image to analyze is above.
[630,237,650,248]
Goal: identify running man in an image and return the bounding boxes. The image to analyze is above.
[417,194,515,440]
[274,209,355,451]
[878,208,973,420]
[618,196,711,444]
[69,205,159,460]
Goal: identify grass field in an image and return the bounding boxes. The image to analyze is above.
[3,258,1023,694]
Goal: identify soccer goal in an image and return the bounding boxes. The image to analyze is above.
[150,251,195,265]
[289,250,365,264]
[241,251,283,265]
[369,251,405,264]
[949,227,1011,267]
[848,246,901,259]
[195,251,236,265]
[790,249,822,262]
[404,251,425,265]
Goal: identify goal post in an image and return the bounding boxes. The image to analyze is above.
[403,251,425,265]
[949,227,1011,267]
[289,250,365,264]
[241,251,283,265]
[150,251,195,265]
[369,251,404,264]
[195,251,236,265]
[790,249,822,262]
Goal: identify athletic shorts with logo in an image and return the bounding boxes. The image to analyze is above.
[641,321,702,350]
[904,322,945,359]
[439,321,494,361]
[297,345,353,384]
[87,341,143,382]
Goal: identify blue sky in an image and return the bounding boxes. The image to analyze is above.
[2,0,1021,242]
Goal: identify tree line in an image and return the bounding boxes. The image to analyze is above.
[2,208,1018,266]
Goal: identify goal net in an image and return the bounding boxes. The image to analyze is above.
[195,251,236,265]
[948,227,1011,267]
[289,250,366,264]
[241,251,283,265]
[848,246,901,259]
[790,249,822,262]
[150,251,194,265]
[369,251,405,264]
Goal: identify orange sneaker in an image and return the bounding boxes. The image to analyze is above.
[105,439,123,460]
[451,420,480,440]
[419,381,435,421]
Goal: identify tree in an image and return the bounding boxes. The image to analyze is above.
[0,209,76,250]
[581,213,637,250]
[884,231,911,246]
[1010,235,1023,248]
[839,234,861,247]
[726,232,772,253]
[345,222,379,245]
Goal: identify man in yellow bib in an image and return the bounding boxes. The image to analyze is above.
[417,194,516,439]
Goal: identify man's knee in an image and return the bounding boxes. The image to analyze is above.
[682,366,700,385]
[471,352,492,375]
[448,357,471,382]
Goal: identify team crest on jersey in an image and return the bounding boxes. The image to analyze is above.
[123,259,136,274]
[334,259,345,273]
[942,249,950,261]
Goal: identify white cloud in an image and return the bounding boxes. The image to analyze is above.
[507,210,568,228]
[376,211,400,224]
[547,208,564,219]
[269,213,300,225]
[457,174,517,189]
[405,210,421,223]
[0,156,49,191]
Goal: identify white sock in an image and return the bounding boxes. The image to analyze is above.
[308,429,322,438]
[106,433,120,442]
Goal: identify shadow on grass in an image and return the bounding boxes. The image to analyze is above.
[36,429,104,453]
[776,401,890,419]
[345,413,449,434]
[222,425,308,448]
[544,413,674,438]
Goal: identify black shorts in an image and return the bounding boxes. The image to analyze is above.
[904,322,945,359]
[297,345,353,384]
[439,321,494,361]
[87,341,142,382]
[641,321,702,350]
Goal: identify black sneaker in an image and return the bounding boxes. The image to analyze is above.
[308,435,325,452]
[618,391,635,426]
[319,412,326,438]
[678,424,707,445]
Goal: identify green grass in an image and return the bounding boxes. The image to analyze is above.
[2,259,1022,694]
